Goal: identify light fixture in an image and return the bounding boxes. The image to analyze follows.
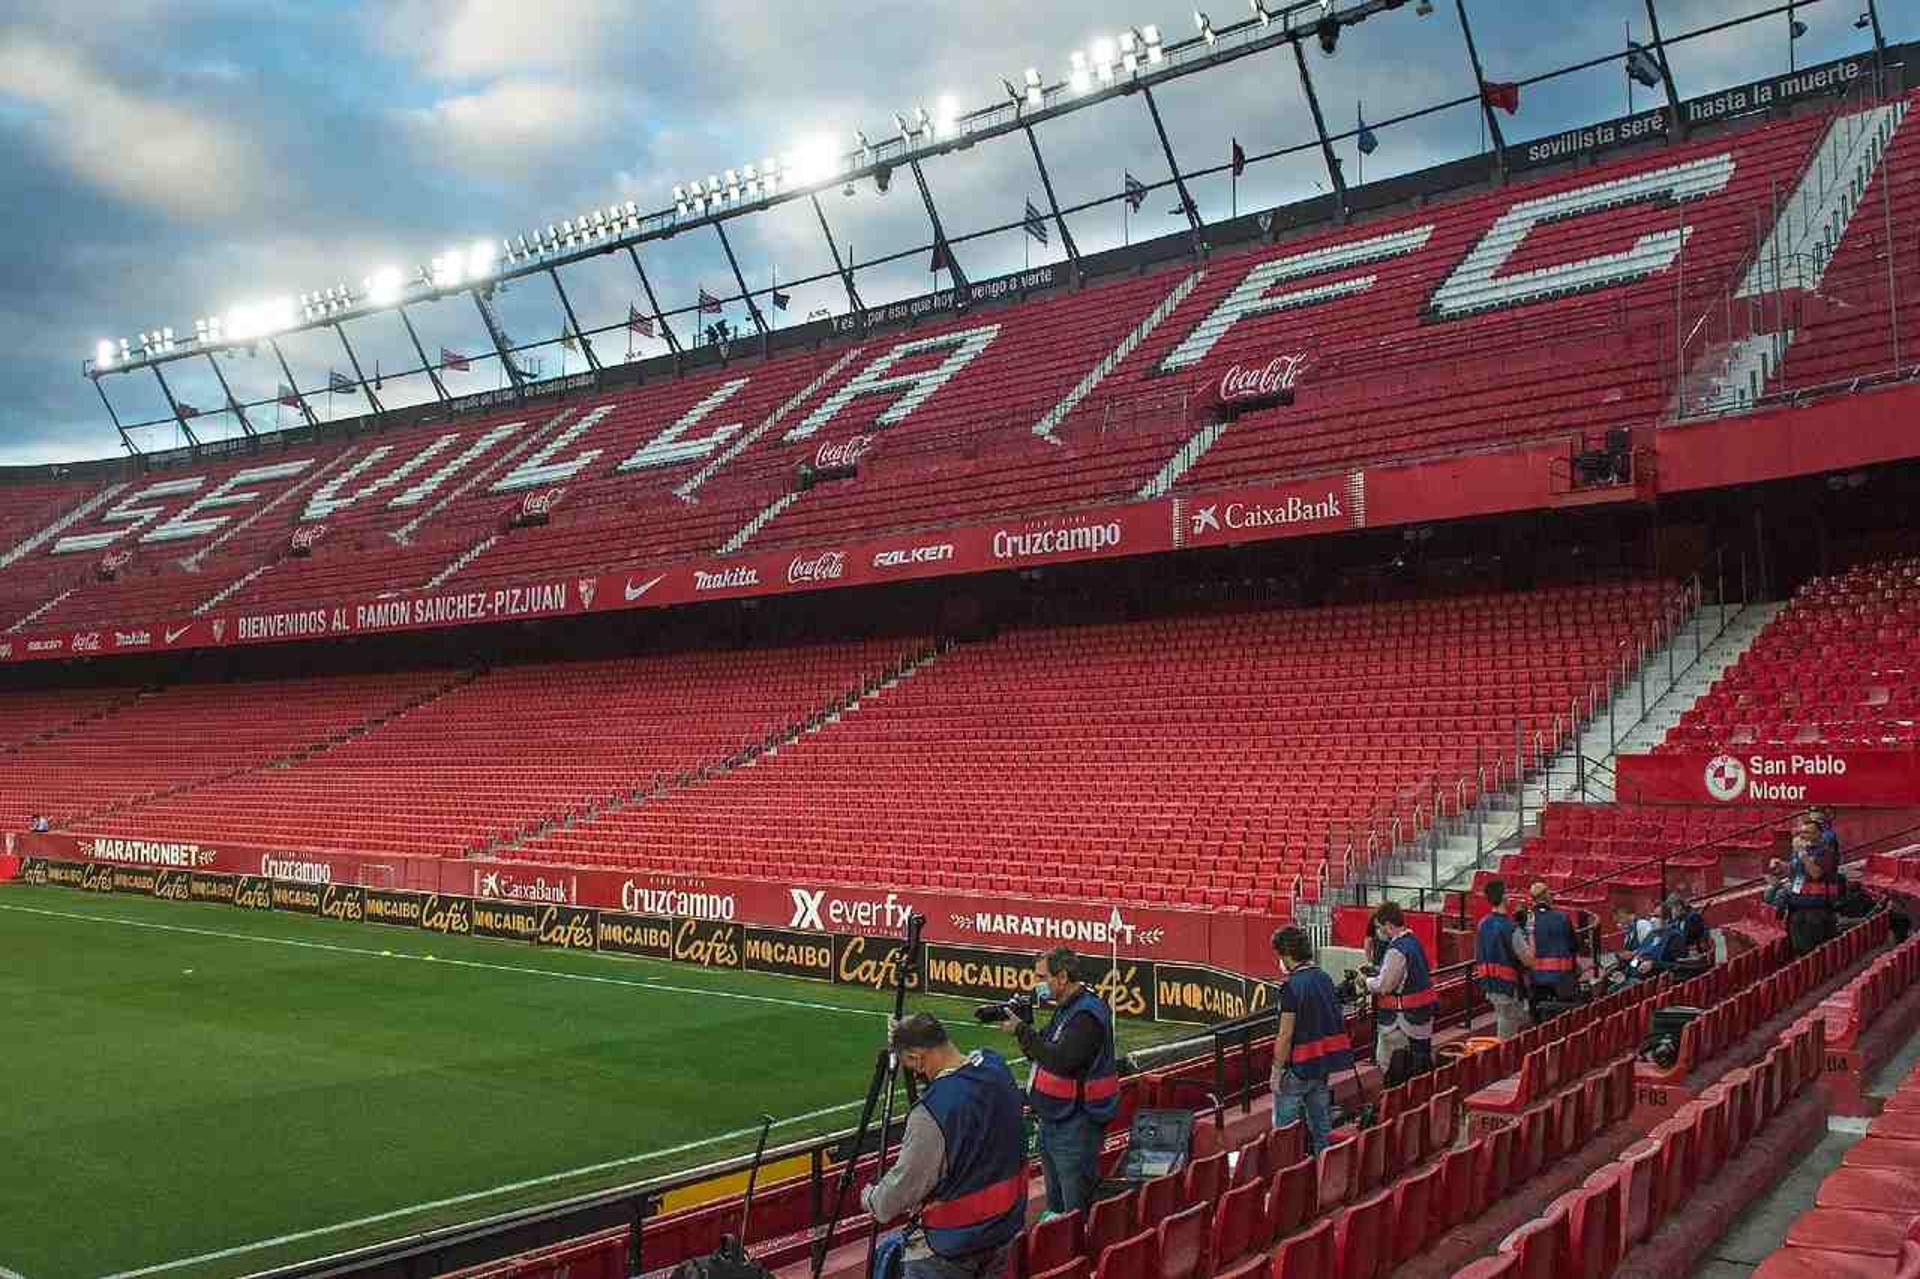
[1142,25,1164,63]
[1025,66,1045,106]
[1251,0,1271,27]
[95,339,115,368]
[1195,10,1216,45]
[468,240,495,278]
[1092,36,1117,82]
[1120,30,1141,74]
[1317,14,1340,54]
[1070,51,1093,94]
[933,95,959,137]
[894,110,913,138]
[365,266,404,307]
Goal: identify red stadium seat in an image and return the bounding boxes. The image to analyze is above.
[1274,1218,1334,1279]
[1266,1158,1317,1242]
[1155,1203,1210,1279]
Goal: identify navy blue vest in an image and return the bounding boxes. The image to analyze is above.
[1475,911,1522,997]
[918,1051,1027,1258]
[1374,932,1436,1028]
[1530,907,1577,996]
[1786,844,1842,911]
[1282,966,1354,1081]
[1028,988,1118,1123]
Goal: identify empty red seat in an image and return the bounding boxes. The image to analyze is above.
[1391,1163,1442,1266]
[1266,1158,1317,1241]
[1088,1195,1139,1260]
[1787,1210,1920,1258]
[1212,1256,1272,1279]
[1095,1230,1158,1279]
[1502,1201,1571,1279]
[1275,1218,1334,1279]
[1028,1210,1084,1275]
[1209,1179,1267,1267]
[1451,1255,1520,1279]
[1155,1203,1210,1279]
[1186,1154,1228,1211]
[1335,1189,1394,1279]
[1816,1168,1920,1212]
[1317,1139,1358,1212]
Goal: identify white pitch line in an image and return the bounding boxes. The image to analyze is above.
[0,901,886,1021]
[0,1262,30,1278]
[96,1095,871,1279]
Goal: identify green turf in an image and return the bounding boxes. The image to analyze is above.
[0,885,1197,1279]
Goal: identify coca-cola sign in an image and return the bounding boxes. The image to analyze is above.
[289,524,328,554]
[787,551,847,585]
[815,436,873,470]
[1218,353,1308,408]
[521,488,563,520]
[98,550,134,579]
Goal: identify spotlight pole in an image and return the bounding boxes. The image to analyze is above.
[1643,1,1689,142]
[1292,42,1349,221]
[1453,0,1507,178]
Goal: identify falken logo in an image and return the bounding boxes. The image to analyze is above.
[624,574,665,602]
[165,624,192,645]
[1705,754,1749,803]
[873,544,955,569]
[1191,505,1222,535]
[577,578,597,608]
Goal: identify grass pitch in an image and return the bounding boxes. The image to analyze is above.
[0,885,1192,1279]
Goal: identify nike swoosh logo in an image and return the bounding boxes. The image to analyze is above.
[624,574,665,602]
[164,625,192,644]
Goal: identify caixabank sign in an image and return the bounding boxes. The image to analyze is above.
[14,858,1269,1026]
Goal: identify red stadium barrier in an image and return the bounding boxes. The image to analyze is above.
[437,1226,628,1278]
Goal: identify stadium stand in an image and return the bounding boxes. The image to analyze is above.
[499,583,1671,908]
[0,101,1891,635]
[78,639,916,856]
[1659,557,1920,751]
[1486,802,1785,913]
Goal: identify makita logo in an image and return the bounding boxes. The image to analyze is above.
[788,888,915,933]
[873,544,955,569]
[476,870,574,904]
[86,838,216,868]
[70,631,102,653]
[1219,353,1308,403]
[992,521,1123,560]
[787,551,847,585]
[114,630,152,648]
[261,854,331,884]
[815,436,873,469]
[694,566,759,592]
[620,881,737,920]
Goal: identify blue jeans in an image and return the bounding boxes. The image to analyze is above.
[875,1232,1013,1279]
[1273,1070,1334,1156]
[1037,1112,1104,1215]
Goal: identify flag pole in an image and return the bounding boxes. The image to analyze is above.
[1625,21,1633,115]
[1357,101,1364,187]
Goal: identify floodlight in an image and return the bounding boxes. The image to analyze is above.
[1195,11,1216,45]
[1024,66,1046,107]
[1317,14,1339,53]
[96,339,115,367]
[162,327,174,344]
[119,338,130,358]
[1003,76,1022,105]
[1251,0,1271,25]
[469,240,496,278]
[894,111,912,138]
[366,266,404,307]
[1070,51,1093,94]
[672,184,686,202]
[1092,36,1118,82]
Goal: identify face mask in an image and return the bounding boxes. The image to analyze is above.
[1032,981,1054,1003]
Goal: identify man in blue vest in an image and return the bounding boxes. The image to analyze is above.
[1271,925,1354,1156]
[1006,947,1116,1216]
[1526,883,1580,1013]
[1363,902,1435,1086]
[1783,825,1841,956]
[865,1014,1027,1279]
[1475,880,1535,1039]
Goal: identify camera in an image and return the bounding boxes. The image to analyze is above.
[974,991,1037,1025]
[1336,970,1365,1005]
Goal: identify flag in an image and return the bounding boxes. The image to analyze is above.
[1124,172,1148,212]
[698,287,722,315]
[627,305,655,338]
[1024,198,1049,245]
[176,401,202,419]
[439,346,470,372]
[276,384,301,408]
[328,370,357,394]
[771,289,791,312]
[1480,80,1521,114]
[1626,41,1663,89]
[1358,112,1378,156]
[1230,139,1247,179]
[929,236,954,274]
[561,320,579,353]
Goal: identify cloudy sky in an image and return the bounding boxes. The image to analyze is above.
[0,0,1904,464]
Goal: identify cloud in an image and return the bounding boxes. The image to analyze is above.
[379,0,633,80]
[400,78,612,176]
[0,34,276,223]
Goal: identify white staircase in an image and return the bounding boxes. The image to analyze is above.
[421,535,499,591]
[0,482,129,569]
[717,493,802,555]
[7,588,74,633]
[1376,597,1781,897]
[195,564,274,615]
[1034,268,1204,447]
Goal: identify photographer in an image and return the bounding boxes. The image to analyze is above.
[1362,903,1435,1085]
[1526,884,1579,1012]
[1474,880,1535,1039]
[1001,947,1116,1217]
[1270,926,1353,1157]
[864,1014,1027,1279]
[1781,824,1841,956]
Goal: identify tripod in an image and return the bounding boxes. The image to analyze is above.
[811,912,926,1279]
